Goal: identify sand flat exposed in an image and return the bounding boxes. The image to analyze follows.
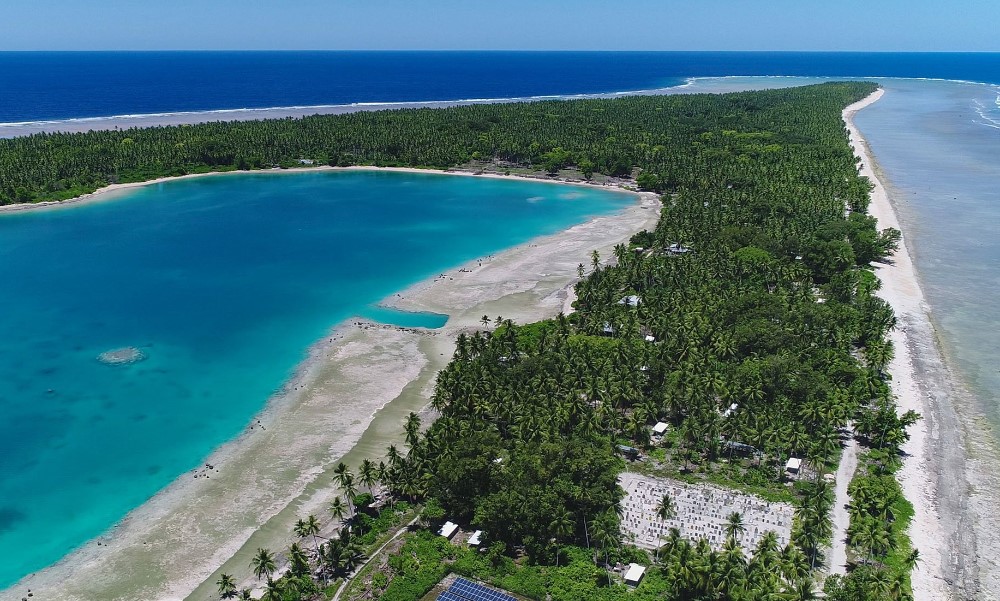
[2,175,659,601]
[845,89,975,600]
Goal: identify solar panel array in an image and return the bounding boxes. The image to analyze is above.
[437,577,518,601]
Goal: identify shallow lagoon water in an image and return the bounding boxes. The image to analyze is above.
[359,305,449,329]
[852,78,1000,426]
[0,170,630,588]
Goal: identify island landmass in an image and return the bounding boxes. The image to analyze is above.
[2,83,955,601]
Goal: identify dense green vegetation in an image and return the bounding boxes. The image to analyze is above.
[395,83,913,600]
[10,82,918,599]
[823,446,917,599]
[5,83,878,205]
[351,527,822,601]
[354,82,910,600]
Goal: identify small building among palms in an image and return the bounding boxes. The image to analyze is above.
[438,521,459,539]
[623,563,646,587]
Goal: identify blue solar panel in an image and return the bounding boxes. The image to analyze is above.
[445,578,518,601]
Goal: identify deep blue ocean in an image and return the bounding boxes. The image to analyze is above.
[1,51,1000,594]
[1,51,1000,123]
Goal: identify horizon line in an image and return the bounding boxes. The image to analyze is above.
[1,49,999,54]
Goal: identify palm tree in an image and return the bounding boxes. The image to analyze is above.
[725,511,746,543]
[238,589,252,601]
[216,573,237,600]
[782,578,819,601]
[661,526,682,560]
[386,444,402,469]
[868,568,894,598]
[288,542,310,577]
[359,458,377,496]
[250,547,276,581]
[657,493,676,522]
[342,473,358,517]
[888,572,911,601]
[654,493,677,563]
[551,508,574,542]
[755,531,780,563]
[404,412,421,448]
[904,548,921,571]
[550,508,574,567]
[300,514,322,558]
[591,511,618,576]
[333,462,350,487]
[328,496,346,523]
[780,543,810,582]
[260,577,283,601]
[376,460,389,492]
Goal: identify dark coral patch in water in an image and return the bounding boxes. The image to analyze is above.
[0,508,27,535]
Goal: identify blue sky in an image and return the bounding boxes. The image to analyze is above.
[1,0,997,51]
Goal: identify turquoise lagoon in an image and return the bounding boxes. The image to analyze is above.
[0,170,632,588]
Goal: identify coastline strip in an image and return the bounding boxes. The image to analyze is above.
[843,89,972,600]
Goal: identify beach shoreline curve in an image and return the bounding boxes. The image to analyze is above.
[0,169,660,601]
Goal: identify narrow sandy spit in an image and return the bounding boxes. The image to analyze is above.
[844,90,974,600]
[1,172,660,601]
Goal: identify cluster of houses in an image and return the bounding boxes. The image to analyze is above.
[435,521,648,588]
[437,520,484,548]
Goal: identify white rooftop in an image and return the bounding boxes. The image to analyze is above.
[468,530,483,546]
[618,295,641,306]
[438,521,459,539]
[786,457,802,471]
[623,563,646,585]
[652,422,668,434]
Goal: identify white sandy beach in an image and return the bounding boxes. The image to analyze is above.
[845,90,976,600]
[0,170,660,601]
